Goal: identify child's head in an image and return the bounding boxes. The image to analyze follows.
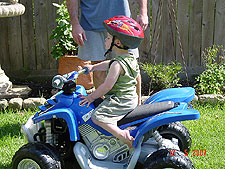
[103,15,144,51]
[105,34,125,51]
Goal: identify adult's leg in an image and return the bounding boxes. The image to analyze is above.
[78,31,108,89]
[91,61,106,89]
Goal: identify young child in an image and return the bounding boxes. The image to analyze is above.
[79,15,144,148]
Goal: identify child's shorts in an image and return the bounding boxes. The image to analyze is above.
[91,95,138,125]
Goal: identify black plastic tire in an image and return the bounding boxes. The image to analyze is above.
[158,122,191,152]
[143,149,195,169]
[12,143,63,169]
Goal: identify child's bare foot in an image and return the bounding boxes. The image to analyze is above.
[117,130,134,148]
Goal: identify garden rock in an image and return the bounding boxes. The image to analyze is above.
[10,0,19,4]
[0,85,31,99]
[198,94,225,104]
[0,99,8,110]
[190,95,199,103]
[0,66,12,93]
[23,98,46,110]
[23,99,35,110]
[8,98,23,110]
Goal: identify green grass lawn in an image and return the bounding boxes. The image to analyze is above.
[182,103,225,168]
[0,109,33,169]
[0,103,224,169]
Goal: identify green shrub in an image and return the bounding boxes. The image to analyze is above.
[50,2,78,59]
[194,45,225,95]
[141,62,183,94]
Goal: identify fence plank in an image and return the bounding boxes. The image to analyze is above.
[202,0,215,51]
[7,16,23,71]
[189,0,203,67]
[21,0,36,70]
[47,0,59,70]
[0,18,10,71]
[176,0,190,67]
[34,0,49,70]
[162,0,176,63]
[59,0,64,4]
[128,0,138,20]
[162,0,169,62]
[151,0,163,64]
[214,0,225,47]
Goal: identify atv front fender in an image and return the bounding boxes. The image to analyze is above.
[33,108,79,141]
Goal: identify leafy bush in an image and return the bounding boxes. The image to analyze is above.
[50,2,78,59]
[194,45,225,95]
[141,62,183,94]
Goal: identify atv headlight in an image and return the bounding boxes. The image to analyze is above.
[93,144,109,160]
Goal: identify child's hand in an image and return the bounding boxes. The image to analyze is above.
[78,66,83,70]
[79,95,94,107]
[78,65,93,75]
[84,65,94,72]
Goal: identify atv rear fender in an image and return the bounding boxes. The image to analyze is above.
[133,108,200,147]
[144,87,195,104]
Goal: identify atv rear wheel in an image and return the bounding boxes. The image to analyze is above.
[143,149,195,169]
[158,122,191,152]
[12,143,63,169]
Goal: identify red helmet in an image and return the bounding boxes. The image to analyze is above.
[103,15,144,49]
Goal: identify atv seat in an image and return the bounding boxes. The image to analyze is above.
[117,101,177,126]
[93,98,177,126]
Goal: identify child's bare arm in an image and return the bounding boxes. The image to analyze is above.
[80,61,121,107]
[85,60,110,72]
[93,60,110,71]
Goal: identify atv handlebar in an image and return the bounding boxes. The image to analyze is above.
[52,67,89,89]
[78,67,89,75]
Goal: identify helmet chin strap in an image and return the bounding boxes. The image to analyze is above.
[104,36,129,57]
[104,36,115,57]
[114,44,129,50]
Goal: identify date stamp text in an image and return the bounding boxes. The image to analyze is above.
[169,149,207,157]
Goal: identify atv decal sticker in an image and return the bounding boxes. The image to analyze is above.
[82,109,94,122]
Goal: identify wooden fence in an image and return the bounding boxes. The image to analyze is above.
[0,0,225,81]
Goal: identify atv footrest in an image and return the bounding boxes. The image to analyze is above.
[74,142,126,169]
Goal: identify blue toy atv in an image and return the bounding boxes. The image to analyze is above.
[12,69,200,169]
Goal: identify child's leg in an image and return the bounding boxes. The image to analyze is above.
[92,118,134,148]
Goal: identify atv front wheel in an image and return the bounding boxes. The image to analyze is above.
[12,143,63,169]
[143,149,195,169]
[158,122,191,152]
